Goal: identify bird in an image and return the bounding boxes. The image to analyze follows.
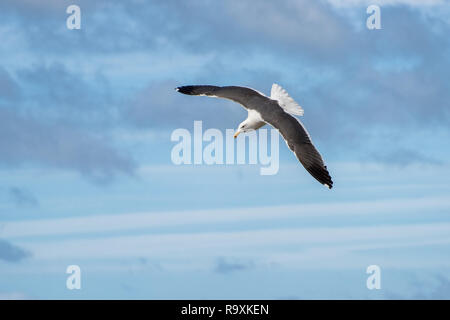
[175,83,333,189]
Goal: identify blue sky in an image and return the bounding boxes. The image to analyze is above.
[1,0,450,299]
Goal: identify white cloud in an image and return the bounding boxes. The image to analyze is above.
[2,192,449,270]
[0,292,30,300]
[9,222,450,272]
[2,195,449,238]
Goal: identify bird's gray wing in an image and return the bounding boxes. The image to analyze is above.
[176,85,265,109]
[261,107,333,189]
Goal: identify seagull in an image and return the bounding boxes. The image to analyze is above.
[176,84,333,189]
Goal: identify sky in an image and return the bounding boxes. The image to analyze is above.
[0,0,450,299]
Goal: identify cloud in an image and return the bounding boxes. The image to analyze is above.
[0,108,135,182]
[1,0,449,169]
[0,62,135,183]
[370,148,442,166]
[4,188,450,271]
[220,0,350,55]
[0,67,20,102]
[8,221,450,273]
[0,0,353,59]
[0,239,30,262]
[3,194,449,238]
[0,1,171,55]
[327,0,446,8]
[15,63,114,123]
[0,292,31,300]
[8,187,39,207]
[386,274,450,299]
[214,257,253,274]
[418,275,450,299]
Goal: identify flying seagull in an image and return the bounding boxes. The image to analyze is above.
[176,84,333,189]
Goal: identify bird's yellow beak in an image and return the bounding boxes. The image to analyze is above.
[234,130,241,139]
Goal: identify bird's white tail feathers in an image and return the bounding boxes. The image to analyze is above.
[270,83,304,116]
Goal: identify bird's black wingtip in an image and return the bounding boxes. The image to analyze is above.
[175,85,196,95]
[320,173,333,189]
[324,177,333,189]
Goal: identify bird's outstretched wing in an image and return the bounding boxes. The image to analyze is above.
[261,108,333,189]
[176,85,265,110]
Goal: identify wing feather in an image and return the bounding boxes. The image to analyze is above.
[176,85,264,109]
[270,83,304,116]
[261,109,333,189]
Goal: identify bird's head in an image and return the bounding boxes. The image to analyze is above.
[234,120,250,138]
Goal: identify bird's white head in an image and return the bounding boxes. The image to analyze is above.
[234,120,250,138]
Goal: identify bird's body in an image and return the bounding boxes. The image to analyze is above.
[176,84,333,189]
[239,109,266,133]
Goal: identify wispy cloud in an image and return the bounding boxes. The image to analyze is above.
[327,0,446,8]
[0,239,31,262]
[3,195,450,238]
[0,292,31,300]
[6,222,450,273]
[0,67,20,102]
[8,187,38,207]
[214,257,254,274]
[412,275,450,299]
[3,191,450,271]
[370,147,443,166]
[386,274,450,299]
